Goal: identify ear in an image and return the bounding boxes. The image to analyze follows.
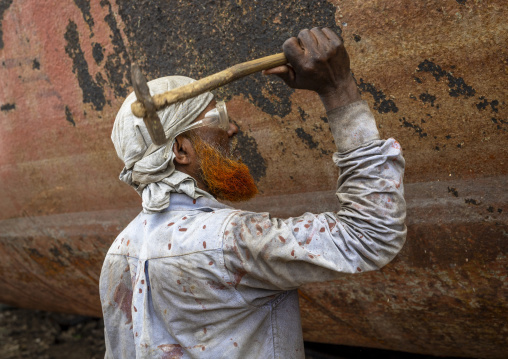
[173,135,194,165]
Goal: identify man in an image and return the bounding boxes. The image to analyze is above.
[100,28,406,358]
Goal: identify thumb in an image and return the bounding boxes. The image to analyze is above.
[262,65,296,87]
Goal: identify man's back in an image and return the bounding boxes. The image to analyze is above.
[100,194,304,358]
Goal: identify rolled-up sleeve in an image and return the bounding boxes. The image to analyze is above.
[222,100,406,294]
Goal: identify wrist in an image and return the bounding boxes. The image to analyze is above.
[319,77,362,112]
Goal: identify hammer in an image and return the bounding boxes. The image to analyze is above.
[130,53,287,145]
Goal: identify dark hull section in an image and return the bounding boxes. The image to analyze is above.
[0,1,506,358]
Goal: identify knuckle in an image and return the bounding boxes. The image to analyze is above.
[298,28,310,37]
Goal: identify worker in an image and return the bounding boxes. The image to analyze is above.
[100,27,406,358]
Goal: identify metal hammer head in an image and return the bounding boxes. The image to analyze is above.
[130,63,167,146]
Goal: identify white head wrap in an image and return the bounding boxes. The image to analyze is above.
[111,76,214,213]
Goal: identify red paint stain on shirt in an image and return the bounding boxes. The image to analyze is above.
[306,237,312,245]
[202,346,205,351]
[126,240,130,246]
[179,228,187,232]
[328,222,335,230]
[234,269,247,288]
[291,249,295,257]
[234,342,238,347]
[168,243,172,250]
[278,235,286,243]
[209,261,213,265]
[203,241,206,249]
[193,199,197,204]
[203,327,207,334]
[177,280,181,284]
[203,225,206,229]
[304,224,310,228]
[139,288,142,293]
[357,267,362,272]
[158,344,183,359]
[309,254,314,259]
[168,222,175,227]
[133,306,137,312]
[182,217,187,220]
[141,280,145,284]
[294,228,299,232]
[224,230,229,235]
[113,281,133,325]
[320,227,325,233]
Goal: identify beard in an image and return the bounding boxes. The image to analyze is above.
[191,135,258,202]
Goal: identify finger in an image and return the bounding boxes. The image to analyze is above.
[262,65,290,76]
[298,28,318,52]
[283,37,304,64]
[322,27,343,46]
[310,27,330,47]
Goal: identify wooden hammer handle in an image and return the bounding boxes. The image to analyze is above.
[131,52,287,118]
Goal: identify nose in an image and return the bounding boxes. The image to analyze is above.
[227,121,239,137]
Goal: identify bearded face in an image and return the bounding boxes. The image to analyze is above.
[189,133,258,202]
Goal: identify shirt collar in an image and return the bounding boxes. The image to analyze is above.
[166,193,232,212]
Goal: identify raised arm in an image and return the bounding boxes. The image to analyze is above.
[223,28,406,295]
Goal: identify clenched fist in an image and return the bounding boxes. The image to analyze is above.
[264,27,361,111]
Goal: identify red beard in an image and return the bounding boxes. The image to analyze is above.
[192,136,258,202]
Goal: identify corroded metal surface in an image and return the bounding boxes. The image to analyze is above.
[0,0,506,357]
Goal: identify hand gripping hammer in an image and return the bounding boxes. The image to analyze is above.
[130,53,287,146]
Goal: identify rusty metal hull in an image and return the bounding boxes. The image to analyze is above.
[0,0,507,358]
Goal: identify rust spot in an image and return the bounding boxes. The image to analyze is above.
[234,342,238,347]
[203,241,207,249]
[168,222,175,227]
[234,269,247,288]
[168,243,172,250]
[113,281,133,325]
[278,235,286,243]
[179,228,187,232]
[158,344,183,359]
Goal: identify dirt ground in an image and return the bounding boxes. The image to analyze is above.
[0,305,468,359]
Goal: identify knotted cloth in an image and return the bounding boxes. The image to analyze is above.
[111,76,214,213]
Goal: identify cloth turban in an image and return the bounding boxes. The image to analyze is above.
[111,76,214,213]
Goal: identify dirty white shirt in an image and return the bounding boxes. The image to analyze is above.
[99,100,407,358]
